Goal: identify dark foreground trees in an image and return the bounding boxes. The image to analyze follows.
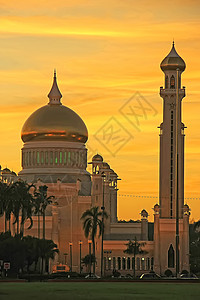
[0,232,59,276]
[190,220,200,274]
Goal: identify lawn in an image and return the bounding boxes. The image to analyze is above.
[0,282,200,300]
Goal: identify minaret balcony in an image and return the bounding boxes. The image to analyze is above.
[160,87,185,98]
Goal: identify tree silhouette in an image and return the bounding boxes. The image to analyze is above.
[124,237,147,278]
[81,206,108,274]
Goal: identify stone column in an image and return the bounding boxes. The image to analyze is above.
[153,204,160,274]
[140,209,148,241]
[182,204,190,272]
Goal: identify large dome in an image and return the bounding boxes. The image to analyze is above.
[21,72,88,143]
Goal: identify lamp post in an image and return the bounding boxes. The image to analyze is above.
[69,242,73,272]
[79,240,83,274]
[88,240,92,277]
[101,172,106,277]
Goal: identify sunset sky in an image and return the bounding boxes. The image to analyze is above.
[1,0,200,221]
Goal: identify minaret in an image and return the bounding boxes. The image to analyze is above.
[153,43,190,275]
[159,42,186,219]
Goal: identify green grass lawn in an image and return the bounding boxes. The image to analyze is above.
[0,282,200,300]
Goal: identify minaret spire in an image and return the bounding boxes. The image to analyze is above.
[48,70,62,105]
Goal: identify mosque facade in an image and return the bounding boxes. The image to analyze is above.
[0,43,190,276]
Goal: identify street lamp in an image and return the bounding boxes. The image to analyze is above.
[88,240,92,277]
[69,242,73,272]
[79,240,83,274]
[101,172,106,277]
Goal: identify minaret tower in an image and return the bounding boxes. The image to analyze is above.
[159,42,186,219]
[153,43,190,275]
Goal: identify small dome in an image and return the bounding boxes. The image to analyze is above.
[92,154,103,162]
[21,72,88,143]
[102,162,110,169]
[154,204,160,213]
[141,209,148,218]
[2,168,11,174]
[160,42,186,72]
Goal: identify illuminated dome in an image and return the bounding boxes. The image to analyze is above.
[21,72,88,143]
[160,42,186,72]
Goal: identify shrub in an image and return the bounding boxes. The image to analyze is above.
[112,270,121,278]
[164,269,173,277]
[181,269,189,275]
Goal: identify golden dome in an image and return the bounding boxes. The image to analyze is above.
[21,72,88,143]
[160,42,186,72]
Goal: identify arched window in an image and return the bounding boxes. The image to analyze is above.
[117,257,121,270]
[55,151,58,164]
[45,151,48,164]
[29,151,31,166]
[108,257,111,270]
[25,152,28,166]
[127,257,130,270]
[165,75,168,88]
[132,257,135,270]
[136,257,140,270]
[141,258,145,270]
[33,151,35,165]
[104,257,107,270]
[50,151,53,164]
[122,257,126,270]
[59,151,62,164]
[151,257,154,270]
[71,152,74,166]
[64,152,67,164]
[146,257,150,270]
[68,151,71,163]
[168,244,175,268]
[41,151,44,164]
[113,257,116,270]
[37,151,40,164]
[170,75,175,89]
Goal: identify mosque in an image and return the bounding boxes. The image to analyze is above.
[0,43,190,276]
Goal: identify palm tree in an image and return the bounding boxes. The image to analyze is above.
[0,181,15,232]
[81,254,96,273]
[12,181,34,235]
[34,185,54,239]
[81,206,108,274]
[38,238,59,274]
[124,237,146,278]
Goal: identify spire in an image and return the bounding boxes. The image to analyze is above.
[167,41,180,58]
[48,70,62,105]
